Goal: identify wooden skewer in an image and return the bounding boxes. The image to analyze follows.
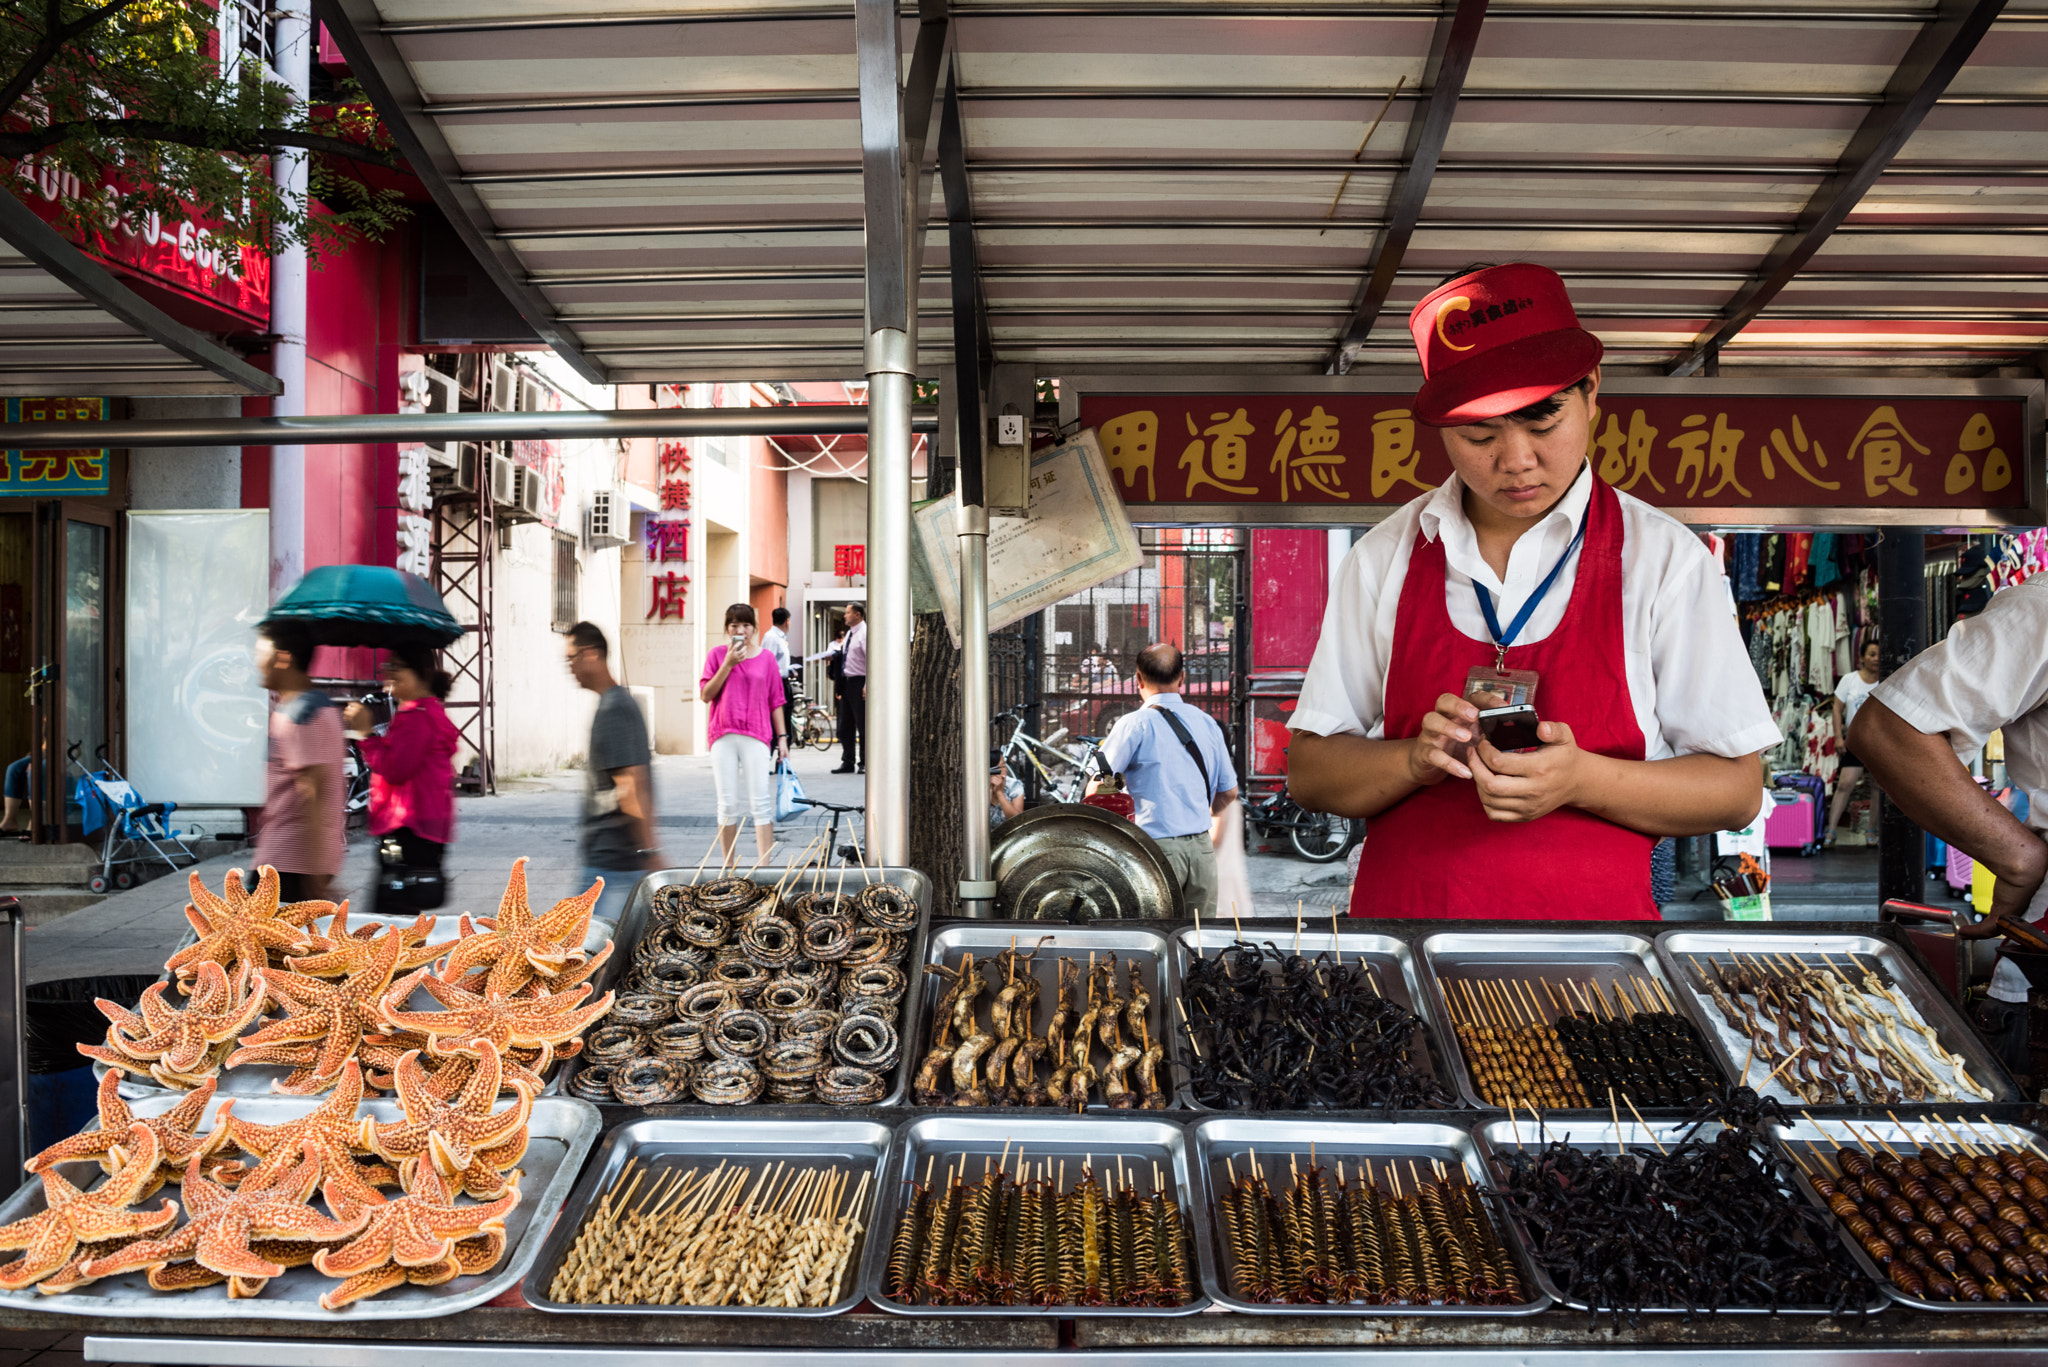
[691,835,722,884]
[1620,1093,1667,1155]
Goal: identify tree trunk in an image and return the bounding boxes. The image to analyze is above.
[908,610,963,917]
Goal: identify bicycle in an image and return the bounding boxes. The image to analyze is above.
[1244,780,1365,863]
[786,672,837,751]
[791,796,866,866]
[995,707,1103,804]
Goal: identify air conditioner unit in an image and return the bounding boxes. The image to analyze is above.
[586,488,626,549]
[420,368,460,466]
[516,465,544,520]
[489,453,517,508]
[489,361,518,412]
[520,375,548,413]
[451,443,480,494]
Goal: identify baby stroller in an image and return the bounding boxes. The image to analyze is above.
[71,753,199,893]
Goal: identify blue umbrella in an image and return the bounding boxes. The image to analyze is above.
[260,565,463,649]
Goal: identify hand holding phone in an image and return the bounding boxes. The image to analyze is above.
[1477,704,1542,753]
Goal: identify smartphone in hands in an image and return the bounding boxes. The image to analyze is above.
[1477,704,1542,753]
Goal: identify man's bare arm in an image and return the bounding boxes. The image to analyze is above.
[611,765,662,868]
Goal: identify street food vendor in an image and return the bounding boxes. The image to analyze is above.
[1288,263,1777,918]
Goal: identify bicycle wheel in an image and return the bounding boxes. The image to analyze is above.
[1289,810,1354,863]
[807,709,836,750]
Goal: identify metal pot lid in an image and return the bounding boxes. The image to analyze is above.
[990,803,1184,921]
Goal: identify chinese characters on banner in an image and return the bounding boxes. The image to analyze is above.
[2,398,110,494]
[658,440,692,512]
[833,544,865,578]
[645,518,690,621]
[1080,395,2031,511]
[395,448,433,578]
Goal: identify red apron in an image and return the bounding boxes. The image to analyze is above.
[1350,474,1657,920]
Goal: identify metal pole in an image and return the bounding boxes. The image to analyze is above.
[270,0,311,597]
[865,332,914,865]
[1878,531,1928,907]
[959,504,994,914]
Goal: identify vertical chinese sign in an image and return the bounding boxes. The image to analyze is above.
[1075,388,2037,520]
[2,398,111,495]
[647,440,692,621]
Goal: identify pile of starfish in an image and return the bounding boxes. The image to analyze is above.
[79,858,616,1100]
[2,1039,536,1308]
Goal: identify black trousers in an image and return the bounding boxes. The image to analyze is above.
[372,825,447,917]
[837,674,866,768]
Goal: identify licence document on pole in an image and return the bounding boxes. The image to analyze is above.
[911,427,1144,647]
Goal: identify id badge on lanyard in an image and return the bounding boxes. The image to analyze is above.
[1454,517,1586,743]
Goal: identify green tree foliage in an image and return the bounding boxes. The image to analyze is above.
[0,0,407,262]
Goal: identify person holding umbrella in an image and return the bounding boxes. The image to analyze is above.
[345,645,459,915]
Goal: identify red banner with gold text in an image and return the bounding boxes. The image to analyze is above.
[1076,393,2029,511]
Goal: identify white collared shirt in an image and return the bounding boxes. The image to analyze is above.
[1291,464,1779,763]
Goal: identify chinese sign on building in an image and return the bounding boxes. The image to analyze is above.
[833,544,865,578]
[645,516,690,622]
[1077,392,2033,513]
[2,398,110,495]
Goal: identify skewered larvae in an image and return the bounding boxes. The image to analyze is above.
[1444,974,1714,1111]
[1801,1124,2048,1304]
[544,1159,872,1308]
[881,1155,1194,1307]
[917,947,1169,1111]
[1216,1151,1526,1306]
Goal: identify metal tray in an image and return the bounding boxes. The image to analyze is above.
[1417,931,1717,1112]
[910,922,1174,1111]
[1167,927,1459,1113]
[522,1113,892,1317]
[859,1112,1209,1317]
[1655,929,2019,1107]
[1474,1116,1888,1317]
[559,864,928,1111]
[1770,1113,2048,1313]
[102,903,624,1101]
[0,1092,600,1321]
[1187,1116,1549,1316]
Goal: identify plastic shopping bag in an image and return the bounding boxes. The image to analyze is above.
[775,760,808,824]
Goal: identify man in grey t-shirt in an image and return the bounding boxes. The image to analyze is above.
[565,621,660,924]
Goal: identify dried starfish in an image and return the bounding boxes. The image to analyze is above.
[96,961,264,1076]
[471,939,616,1001]
[287,903,444,978]
[361,1041,534,1200]
[78,1137,369,1298]
[0,1124,178,1292]
[315,1163,521,1309]
[436,858,602,999]
[25,1073,233,1196]
[381,967,613,1062]
[230,927,408,1093]
[165,866,314,984]
[221,1060,397,1209]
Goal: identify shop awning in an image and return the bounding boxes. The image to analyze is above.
[0,193,280,397]
[319,0,2048,383]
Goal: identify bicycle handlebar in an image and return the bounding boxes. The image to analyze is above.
[796,798,866,814]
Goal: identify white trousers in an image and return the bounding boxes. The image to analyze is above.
[711,732,775,827]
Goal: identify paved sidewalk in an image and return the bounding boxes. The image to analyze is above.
[24,739,1360,985]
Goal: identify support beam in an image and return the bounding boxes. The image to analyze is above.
[0,406,938,449]
[859,0,949,866]
[1326,0,1489,375]
[1877,534,1928,907]
[940,59,997,916]
[315,0,610,386]
[0,197,278,396]
[1668,0,2008,376]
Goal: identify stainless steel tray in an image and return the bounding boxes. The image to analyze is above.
[104,895,626,1101]
[561,864,929,1110]
[1167,927,1459,1113]
[0,1092,599,1321]
[1655,929,2018,1106]
[1770,1114,2048,1313]
[910,923,1174,1111]
[522,1113,892,1317]
[859,1112,1209,1316]
[1187,1116,1549,1316]
[1474,1116,1888,1317]
[1417,931,1716,1112]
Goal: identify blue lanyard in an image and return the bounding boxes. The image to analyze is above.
[1473,518,1587,668]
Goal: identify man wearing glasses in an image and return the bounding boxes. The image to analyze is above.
[564,621,662,922]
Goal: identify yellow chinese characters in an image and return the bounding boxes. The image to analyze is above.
[1759,415,1840,491]
[1271,405,1352,501]
[1670,414,1751,500]
[1179,409,1257,499]
[1592,409,1665,494]
[1368,409,1433,500]
[1945,411,2011,496]
[1097,410,1158,501]
[1844,405,1924,499]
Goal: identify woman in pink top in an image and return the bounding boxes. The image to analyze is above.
[344,646,459,915]
[701,604,790,861]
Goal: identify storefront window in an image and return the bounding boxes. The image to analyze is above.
[65,520,106,774]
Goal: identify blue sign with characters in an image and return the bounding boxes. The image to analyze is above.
[2,397,110,494]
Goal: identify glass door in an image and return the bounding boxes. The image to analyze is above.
[30,503,116,839]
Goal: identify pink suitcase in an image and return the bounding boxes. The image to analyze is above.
[1764,789,1818,855]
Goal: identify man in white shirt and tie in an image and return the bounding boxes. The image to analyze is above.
[834,603,867,774]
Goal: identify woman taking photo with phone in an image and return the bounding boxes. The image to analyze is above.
[343,645,458,915]
[701,604,790,863]
[1286,263,1778,920]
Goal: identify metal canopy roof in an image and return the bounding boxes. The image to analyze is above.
[0,191,280,397]
[322,0,2048,381]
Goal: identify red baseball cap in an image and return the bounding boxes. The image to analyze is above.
[1408,263,1604,426]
